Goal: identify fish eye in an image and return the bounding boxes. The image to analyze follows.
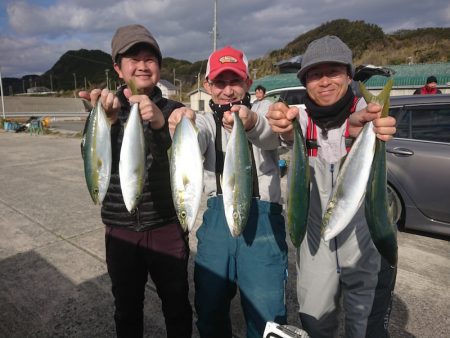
[232,211,239,220]
[180,211,187,219]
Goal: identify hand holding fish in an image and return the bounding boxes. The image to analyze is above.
[265,102,300,142]
[222,105,257,132]
[168,107,196,136]
[129,94,165,130]
[79,88,120,124]
[348,103,396,142]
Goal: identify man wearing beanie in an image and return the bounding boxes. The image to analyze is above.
[266,35,397,338]
[79,24,192,338]
[414,75,442,94]
[169,46,288,338]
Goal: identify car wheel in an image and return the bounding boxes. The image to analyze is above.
[387,184,404,228]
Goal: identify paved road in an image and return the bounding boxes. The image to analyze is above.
[0,130,449,337]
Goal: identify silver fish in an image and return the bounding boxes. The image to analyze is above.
[222,112,253,237]
[169,116,203,232]
[119,102,146,213]
[321,81,393,241]
[81,100,111,205]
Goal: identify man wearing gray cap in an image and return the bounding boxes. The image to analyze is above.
[79,24,192,337]
[266,35,397,338]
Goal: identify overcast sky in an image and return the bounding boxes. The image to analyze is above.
[0,0,449,78]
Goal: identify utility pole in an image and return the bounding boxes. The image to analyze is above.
[174,78,182,102]
[0,66,5,119]
[72,73,77,90]
[213,0,218,51]
[105,69,110,90]
[50,74,53,91]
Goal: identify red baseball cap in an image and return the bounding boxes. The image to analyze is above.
[205,46,249,80]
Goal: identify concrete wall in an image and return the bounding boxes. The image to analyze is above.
[2,96,86,115]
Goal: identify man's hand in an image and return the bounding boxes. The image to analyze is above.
[222,105,257,131]
[349,103,397,141]
[265,102,299,142]
[78,88,120,123]
[168,107,196,136]
[128,94,165,130]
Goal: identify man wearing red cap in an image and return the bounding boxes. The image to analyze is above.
[169,46,288,338]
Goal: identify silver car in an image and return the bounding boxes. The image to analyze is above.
[387,94,450,236]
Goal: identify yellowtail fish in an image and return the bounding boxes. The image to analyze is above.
[81,100,111,205]
[169,116,203,232]
[222,112,253,237]
[361,80,398,266]
[119,101,146,213]
[321,80,393,241]
[287,118,310,247]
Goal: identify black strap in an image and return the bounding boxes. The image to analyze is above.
[213,114,224,195]
[248,143,260,198]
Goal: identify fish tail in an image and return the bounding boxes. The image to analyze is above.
[359,79,394,118]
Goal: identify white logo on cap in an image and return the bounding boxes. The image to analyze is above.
[219,56,238,64]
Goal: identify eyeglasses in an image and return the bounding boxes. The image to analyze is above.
[208,78,244,89]
[306,67,347,82]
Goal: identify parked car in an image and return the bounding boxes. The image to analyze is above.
[265,86,306,105]
[387,94,450,236]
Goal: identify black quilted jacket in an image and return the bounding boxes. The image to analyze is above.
[100,85,183,231]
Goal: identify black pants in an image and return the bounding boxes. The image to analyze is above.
[105,223,192,338]
[366,256,397,338]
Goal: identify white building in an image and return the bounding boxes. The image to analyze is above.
[157,79,178,99]
[188,88,212,112]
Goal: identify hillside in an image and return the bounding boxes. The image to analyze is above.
[3,19,450,96]
[249,19,450,78]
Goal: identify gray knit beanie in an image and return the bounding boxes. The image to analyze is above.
[297,35,354,85]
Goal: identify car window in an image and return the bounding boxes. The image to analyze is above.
[282,89,306,105]
[394,105,450,143]
[391,107,410,139]
[265,92,282,103]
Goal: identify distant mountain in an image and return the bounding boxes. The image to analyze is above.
[249,19,450,78]
[3,19,449,96]
[2,49,206,96]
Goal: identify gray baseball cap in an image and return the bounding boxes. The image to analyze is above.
[111,24,162,65]
[297,35,354,85]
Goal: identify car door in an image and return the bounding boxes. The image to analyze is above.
[387,103,450,225]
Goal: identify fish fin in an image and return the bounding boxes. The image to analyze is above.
[182,175,190,187]
[228,173,236,188]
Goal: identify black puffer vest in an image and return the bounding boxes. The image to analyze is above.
[100,85,183,231]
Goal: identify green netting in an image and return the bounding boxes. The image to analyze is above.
[365,63,450,87]
[250,73,300,92]
[251,63,450,91]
